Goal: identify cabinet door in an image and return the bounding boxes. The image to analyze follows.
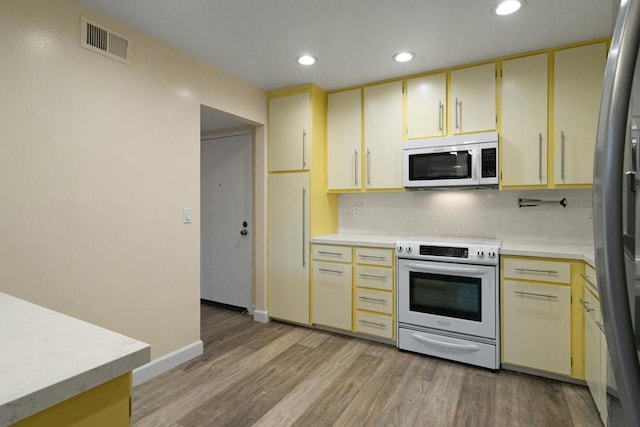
[503,280,571,375]
[583,289,601,407]
[327,89,362,190]
[267,172,310,324]
[450,63,496,134]
[501,54,548,186]
[553,43,607,185]
[268,92,311,172]
[312,261,352,330]
[406,73,446,138]
[364,81,403,189]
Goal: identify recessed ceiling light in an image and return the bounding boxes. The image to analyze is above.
[297,55,316,65]
[393,52,415,63]
[492,0,525,16]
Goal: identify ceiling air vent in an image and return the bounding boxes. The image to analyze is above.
[80,17,131,65]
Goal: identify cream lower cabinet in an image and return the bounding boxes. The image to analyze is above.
[582,267,608,425]
[268,173,310,325]
[312,245,352,330]
[502,257,572,376]
[311,244,395,341]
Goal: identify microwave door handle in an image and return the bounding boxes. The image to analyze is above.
[405,262,487,276]
[471,148,479,182]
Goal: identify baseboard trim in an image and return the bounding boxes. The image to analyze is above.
[132,340,203,387]
[253,309,269,323]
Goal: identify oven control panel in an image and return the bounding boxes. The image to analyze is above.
[396,240,500,265]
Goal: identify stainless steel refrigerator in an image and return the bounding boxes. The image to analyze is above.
[594,0,640,425]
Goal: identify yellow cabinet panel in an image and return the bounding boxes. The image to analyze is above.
[356,288,393,314]
[501,53,549,186]
[503,280,571,375]
[354,265,393,290]
[406,73,447,138]
[355,311,394,339]
[450,63,496,134]
[312,244,352,263]
[553,43,607,185]
[268,92,311,172]
[327,89,362,190]
[312,261,352,330]
[503,257,571,284]
[355,247,393,267]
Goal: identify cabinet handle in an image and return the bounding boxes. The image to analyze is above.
[580,298,596,312]
[560,130,566,181]
[318,268,343,275]
[595,320,605,334]
[301,187,306,267]
[358,273,387,280]
[366,149,371,187]
[358,319,386,328]
[438,101,444,133]
[302,129,307,168]
[455,98,461,130]
[354,149,359,187]
[514,290,558,300]
[318,251,343,256]
[359,296,387,303]
[514,267,559,275]
[538,133,543,182]
[581,273,597,289]
[359,254,386,261]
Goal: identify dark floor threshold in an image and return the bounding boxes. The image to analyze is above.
[200,299,249,314]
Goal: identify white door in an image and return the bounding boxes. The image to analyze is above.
[201,132,252,309]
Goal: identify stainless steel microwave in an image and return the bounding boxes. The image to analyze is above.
[402,132,499,189]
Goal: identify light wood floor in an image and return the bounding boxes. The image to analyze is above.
[132,303,602,427]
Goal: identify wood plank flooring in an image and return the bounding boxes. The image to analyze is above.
[132,304,602,427]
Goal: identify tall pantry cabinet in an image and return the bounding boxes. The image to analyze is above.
[267,85,338,325]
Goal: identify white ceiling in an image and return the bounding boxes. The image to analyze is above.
[78,0,615,92]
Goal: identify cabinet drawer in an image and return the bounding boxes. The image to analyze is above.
[503,280,571,375]
[503,258,571,284]
[312,244,352,263]
[355,311,394,339]
[356,288,393,314]
[583,263,598,295]
[355,247,393,267]
[354,266,393,290]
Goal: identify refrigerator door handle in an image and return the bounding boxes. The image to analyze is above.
[593,0,640,425]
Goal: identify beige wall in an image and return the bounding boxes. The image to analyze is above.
[0,0,267,358]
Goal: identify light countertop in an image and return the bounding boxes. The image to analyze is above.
[0,293,150,425]
[311,233,595,266]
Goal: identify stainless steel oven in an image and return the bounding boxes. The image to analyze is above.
[396,238,500,370]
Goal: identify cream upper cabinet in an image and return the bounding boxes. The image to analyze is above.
[406,73,447,139]
[364,80,403,189]
[449,63,496,134]
[267,172,310,325]
[501,54,549,186]
[268,92,311,172]
[327,89,362,190]
[553,42,607,185]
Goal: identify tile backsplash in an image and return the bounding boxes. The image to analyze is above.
[338,189,594,245]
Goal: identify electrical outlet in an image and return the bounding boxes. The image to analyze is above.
[352,206,360,217]
[586,207,593,219]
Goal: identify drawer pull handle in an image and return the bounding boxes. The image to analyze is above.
[581,273,597,288]
[318,268,343,275]
[358,273,387,280]
[595,320,605,334]
[514,290,558,300]
[359,296,387,303]
[317,251,343,256]
[579,298,595,312]
[358,319,386,328]
[411,333,480,352]
[514,268,559,275]
[359,255,387,260]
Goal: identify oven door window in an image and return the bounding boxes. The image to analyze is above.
[409,271,481,322]
[408,151,472,181]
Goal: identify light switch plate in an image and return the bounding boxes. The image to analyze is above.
[183,208,192,224]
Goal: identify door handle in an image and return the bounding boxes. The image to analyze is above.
[240,229,248,236]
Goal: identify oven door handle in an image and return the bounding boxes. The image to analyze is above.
[405,262,488,276]
[411,333,480,352]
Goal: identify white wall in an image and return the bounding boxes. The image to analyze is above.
[339,189,594,245]
[0,0,267,359]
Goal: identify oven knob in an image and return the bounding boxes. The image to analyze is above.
[477,251,485,258]
[397,246,403,253]
[406,246,412,253]
[488,251,496,258]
